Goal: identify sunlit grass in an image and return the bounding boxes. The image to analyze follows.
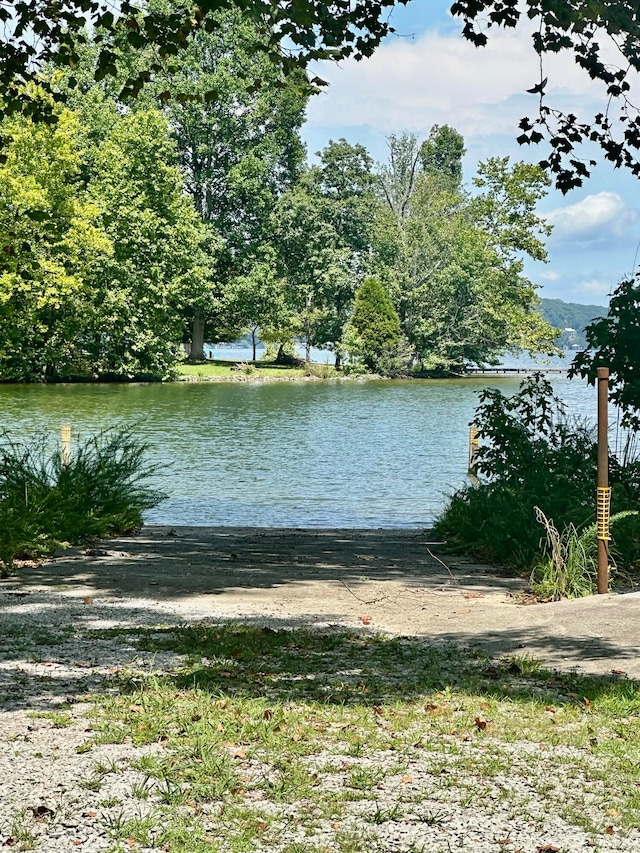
[175,359,310,380]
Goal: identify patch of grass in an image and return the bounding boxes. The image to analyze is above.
[176,359,308,380]
[74,624,640,850]
[0,426,165,568]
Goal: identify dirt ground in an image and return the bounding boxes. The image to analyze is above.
[5,525,640,679]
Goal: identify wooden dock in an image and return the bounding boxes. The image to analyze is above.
[465,367,568,375]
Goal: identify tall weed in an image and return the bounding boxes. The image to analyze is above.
[0,426,165,568]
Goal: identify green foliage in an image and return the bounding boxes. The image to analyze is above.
[0,94,211,381]
[0,426,165,567]
[571,275,640,430]
[374,138,558,371]
[0,102,112,380]
[343,277,402,372]
[435,374,640,573]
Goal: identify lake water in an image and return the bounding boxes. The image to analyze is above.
[0,361,604,528]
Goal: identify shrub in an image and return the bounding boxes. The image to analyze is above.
[0,426,165,569]
[434,373,640,577]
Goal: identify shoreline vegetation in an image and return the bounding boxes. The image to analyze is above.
[0,358,569,385]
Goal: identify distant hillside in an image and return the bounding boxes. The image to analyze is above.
[538,297,607,349]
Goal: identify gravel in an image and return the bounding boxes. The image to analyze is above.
[1,565,639,852]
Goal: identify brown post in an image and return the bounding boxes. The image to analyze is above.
[596,367,610,594]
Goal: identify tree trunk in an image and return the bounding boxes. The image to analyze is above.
[189,310,206,361]
[335,353,342,369]
[305,340,311,363]
[251,328,257,362]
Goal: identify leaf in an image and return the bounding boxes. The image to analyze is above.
[358,614,372,625]
[401,774,413,783]
[474,717,488,731]
[605,826,615,835]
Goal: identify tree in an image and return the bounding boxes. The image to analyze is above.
[375,135,558,370]
[471,158,552,263]
[377,133,423,228]
[149,7,308,356]
[274,181,354,363]
[343,276,401,371]
[86,108,212,377]
[273,140,381,365]
[6,0,640,190]
[570,276,640,430]
[224,247,289,361]
[419,124,466,191]
[0,101,112,380]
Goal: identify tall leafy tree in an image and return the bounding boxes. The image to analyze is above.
[0,99,112,380]
[375,132,557,370]
[86,108,212,378]
[153,6,308,357]
[274,140,379,364]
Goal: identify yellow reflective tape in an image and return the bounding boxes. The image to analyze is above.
[597,486,611,541]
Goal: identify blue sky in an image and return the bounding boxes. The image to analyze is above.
[300,0,640,306]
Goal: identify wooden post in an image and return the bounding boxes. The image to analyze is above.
[596,367,610,594]
[61,423,71,469]
[468,424,479,487]
[468,424,479,473]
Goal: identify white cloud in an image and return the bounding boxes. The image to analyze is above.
[538,270,561,281]
[544,193,638,241]
[306,23,624,143]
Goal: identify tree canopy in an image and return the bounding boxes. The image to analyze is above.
[4,0,640,189]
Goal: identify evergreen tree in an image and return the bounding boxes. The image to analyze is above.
[344,276,401,371]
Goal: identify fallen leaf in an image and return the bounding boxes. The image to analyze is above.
[424,703,439,713]
[128,704,143,713]
[231,748,247,759]
[358,615,372,625]
[83,596,93,605]
[606,808,619,816]
[3,838,16,847]
[605,826,615,835]
[31,806,54,818]
[332,823,341,830]
[401,774,413,784]
[479,702,490,711]
[82,812,97,818]
[536,846,560,852]
[583,697,593,709]
[256,822,267,833]
[545,706,557,713]
[263,708,274,721]
[462,592,485,599]
[474,717,488,731]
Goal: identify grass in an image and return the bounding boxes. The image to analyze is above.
[176,359,313,380]
[51,623,640,852]
[0,426,165,570]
